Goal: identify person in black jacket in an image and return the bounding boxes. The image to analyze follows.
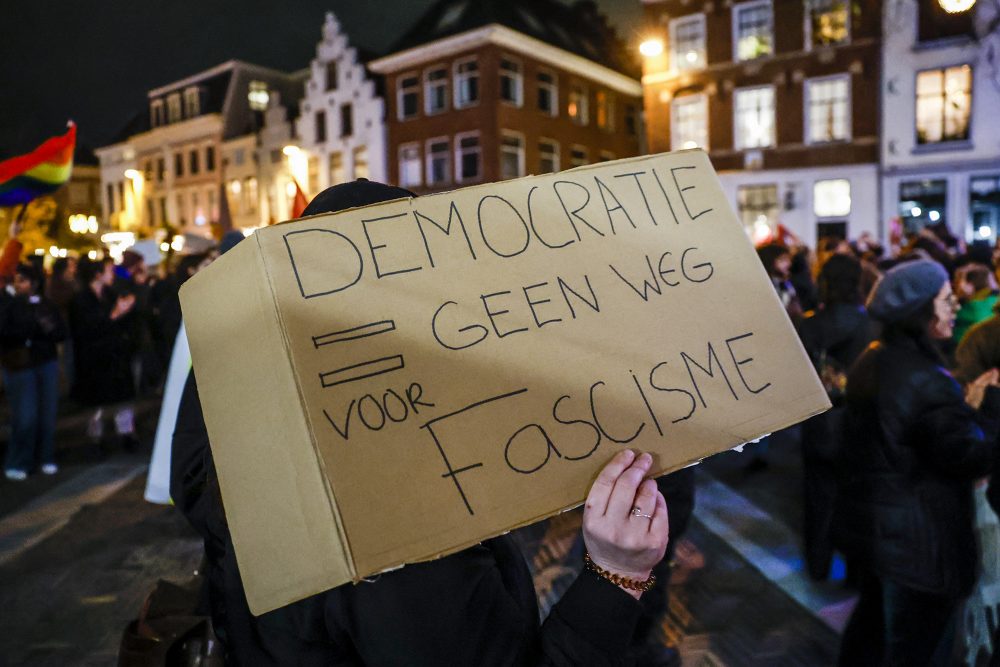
[1,263,67,480]
[797,254,877,580]
[172,180,672,666]
[70,257,138,449]
[837,259,1000,667]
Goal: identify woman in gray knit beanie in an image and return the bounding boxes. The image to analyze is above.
[837,258,1000,666]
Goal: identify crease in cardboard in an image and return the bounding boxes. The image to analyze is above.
[255,233,358,582]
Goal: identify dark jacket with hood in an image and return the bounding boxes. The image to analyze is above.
[0,291,67,370]
[839,336,1000,598]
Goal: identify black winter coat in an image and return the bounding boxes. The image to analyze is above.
[70,287,135,406]
[171,372,643,666]
[0,292,67,370]
[839,337,1000,598]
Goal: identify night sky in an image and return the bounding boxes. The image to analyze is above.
[0,0,643,160]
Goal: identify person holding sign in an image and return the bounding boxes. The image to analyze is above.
[172,181,671,666]
[837,260,1000,666]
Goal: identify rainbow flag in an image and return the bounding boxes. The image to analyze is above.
[0,123,76,207]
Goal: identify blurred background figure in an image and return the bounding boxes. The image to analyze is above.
[0,263,67,480]
[70,257,138,451]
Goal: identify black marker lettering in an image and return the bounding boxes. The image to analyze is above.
[649,362,697,423]
[527,186,575,249]
[725,332,772,394]
[670,166,713,221]
[681,343,739,408]
[431,301,489,350]
[477,195,531,258]
[614,171,659,226]
[357,394,386,430]
[594,176,637,234]
[557,274,601,318]
[553,180,604,239]
[481,291,529,339]
[681,247,714,283]
[406,382,435,413]
[284,228,363,299]
[413,202,477,268]
[631,369,663,436]
[361,213,423,278]
[523,282,563,328]
[610,255,663,301]
[552,395,602,461]
[382,389,409,422]
[650,167,681,225]
[657,251,680,287]
[504,424,562,474]
[589,381,644,443]
[323,403,355,440]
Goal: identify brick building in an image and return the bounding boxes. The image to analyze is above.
[369,0,643,195]
[640,0,881,247]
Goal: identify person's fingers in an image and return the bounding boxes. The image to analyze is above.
[585,449,635,516]
[630,478,658,525]
[606,452,652,518]
[650,490,669,539]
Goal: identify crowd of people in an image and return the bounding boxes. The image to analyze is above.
[758,224,1000,665]
[0,220,219,481]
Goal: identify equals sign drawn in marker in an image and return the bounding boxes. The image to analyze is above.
[313,320,396,348]
[319,355,405,388]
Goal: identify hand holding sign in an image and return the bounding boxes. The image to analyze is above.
[583,450,668,599]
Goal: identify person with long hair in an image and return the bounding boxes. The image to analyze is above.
[838,260,1000,666]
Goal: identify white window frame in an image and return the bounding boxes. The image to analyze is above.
[183,87,201,118]
[804,0,851,51]
[499,130,526,180]
[398,142,422,188]
[537,69,558,117]
[397,72,420,121]
[167,93,182,123]
[568,84,589,126]
[539,138,560,173]
[499,55,524,107]
[804,74,852,144]
[570,145,589,168]
[425,137,451,187]
[150,99,165,127]
[453,57,480,109]
[733,84,776,149]
[670,14,707,71]
[454,131,482,184]
[915,64,973,145]
[596,90,615,132]
[732,0,774,62]
[671,93,710,151]
[424,65,449,115]
[813,178,852,218]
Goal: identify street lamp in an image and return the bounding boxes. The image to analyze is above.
[938,0,975,12]
[639,38,664,58]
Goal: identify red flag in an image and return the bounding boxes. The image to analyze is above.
[291,179,309,219]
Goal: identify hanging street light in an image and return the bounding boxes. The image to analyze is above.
[938,0,976,14]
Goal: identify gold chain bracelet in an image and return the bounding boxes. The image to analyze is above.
[583,553,656,593]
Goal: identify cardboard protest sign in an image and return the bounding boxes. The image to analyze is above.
[181,149,830,615]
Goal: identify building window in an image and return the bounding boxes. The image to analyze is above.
[899,179,947,234]
[167,93,182,123]
[189,149,200,175]
[733,0,773,61]
[397,74,420,120]
[454,58,479,108]
[159,197,167,224]
[970,175,1000,242]
[106,183,115,214]
[814,179,851,217]
[738,184,779,238]
[329,152,345,186]
[426,138,451,187]
[537,71,558,116]
[916,65,972,145]
[174,152,184,177]
[340,104,353,138]
[455,132,481,183]
[150,100,165,127]
[671,94,709,150]
[315,110,327,143]
[806,0,849,48]
[500,132,525,180]
[805,75,850,143]
[500,57,523,106]
[670,14,707,70]
[353,147,370,180]
[248,81,269,111]
[326,61,338,91]
[184,87,201,118]
[568,84,589,126]
[596,91,614,131]
[233,148,245,166]
[205,146,215,172]
[246,178,259,214]
[570,146,588,168]
[157,157,165,182]
[624,105,638,137]
[399,143,422,188]
[425,66,448,114]
[599,151,616,162]
[539,139,560,174]
[734,85,776,149]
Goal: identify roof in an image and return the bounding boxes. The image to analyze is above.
[390,0,639,78]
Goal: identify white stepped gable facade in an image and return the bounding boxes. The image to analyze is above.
[294,12,387,196]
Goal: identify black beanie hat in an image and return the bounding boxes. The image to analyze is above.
[302,179,415,217]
